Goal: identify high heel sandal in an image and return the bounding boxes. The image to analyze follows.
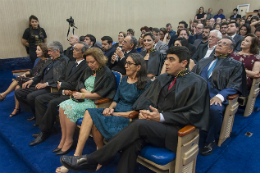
[10,108,21,117]
[0,94,6,101]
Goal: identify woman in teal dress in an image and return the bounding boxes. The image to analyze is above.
[54,48,117,156]
[55,53,150,173]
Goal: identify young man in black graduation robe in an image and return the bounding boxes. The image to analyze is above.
[59,46,210,173]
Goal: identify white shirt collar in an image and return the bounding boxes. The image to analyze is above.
[76,59,84,65]
[208,44,217,50]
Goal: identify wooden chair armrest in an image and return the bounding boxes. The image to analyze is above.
[227,94,239,100]
[253,73,260,79]
[95,98,112,105]
[12,69,30,73]
[128,111,139,119]
[178,125,196,137]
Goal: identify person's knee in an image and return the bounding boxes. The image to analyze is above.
[27,92,35,102]
[210,104,224,115]
[48,99,60,108]
[15,88,23,97]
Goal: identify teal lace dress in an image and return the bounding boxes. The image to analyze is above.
[59,76,96,123]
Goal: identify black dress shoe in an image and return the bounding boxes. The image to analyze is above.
[60,155,97,172]
[27,116,36,121]
[56,141,76,155]
[52,147,62,153]
[32,132,41,138]
[29,132,50,146]
[33,123,38,127]
[200,141,216,156]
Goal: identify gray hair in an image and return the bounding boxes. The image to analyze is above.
[210,30,222,40]
[222,36,236,50]
[130,36,138,49]
[47,41,63,53]
[77,41,89,53]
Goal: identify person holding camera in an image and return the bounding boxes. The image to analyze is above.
[22,15,47,64]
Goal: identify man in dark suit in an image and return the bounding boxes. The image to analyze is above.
[60,46,210,173]
[191,30,221,63]
[15,41,69,121]
[227,21,244,51]
[193,26,211,49]
[109,35,138,75]
[29,42,89,146]
[64,35,79,61]
[101,36,116,67]
[152,28,168,56]
[192,36,245,155]
[230,8,241,19]
[189,23,204,44]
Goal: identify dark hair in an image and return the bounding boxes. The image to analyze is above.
[221,22,229,27]
[127,53,148,89]
[255,26,260,33]
[85,34,96,45]
[193,20,199,24]
[127,29,135,36]
[119,31,127,37]
[166,23,172,27]
[179,21,188,28]
[28,15,44,40]
[152,28,160,34]
[143,32,156,41]
[177,28,190,36]
[140,26,150,32]
[77,41,89,53]
[174,38,192,59]
[239,24,251,35]
[37,43,48,58]
[160,28,171,40]
[79,36,85,42]
[149,27,153,31]
[166,46,190,68]
[250,16,259,24]
[233,8,238,12]
[229,21,239,28]
[129,36,138,49]
[101,36,113,44]
[215,23,221,29]
[244,33,259,54]
[204,26,212,31]
[222,36,236,50]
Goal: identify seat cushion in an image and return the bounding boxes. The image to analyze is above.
[77,118,83,126]
[140,146,176,165]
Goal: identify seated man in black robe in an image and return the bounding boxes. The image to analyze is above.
[192,36,246,155]
[59,46,210,173]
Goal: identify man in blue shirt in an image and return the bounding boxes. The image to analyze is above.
[166,23,176,37]
[214,9,225,20]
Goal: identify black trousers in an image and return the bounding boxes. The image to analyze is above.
[15,86,50,116]
[35,92,70,132]
[89,119,178,173]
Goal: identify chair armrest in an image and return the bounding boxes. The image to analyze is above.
[128,111,139,119]
[95,98,112,105]
[227,94,239,100]
[12,69,30,73]
[178,125,196,137]
[253,73,260,79]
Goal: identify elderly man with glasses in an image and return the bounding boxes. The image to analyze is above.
[192,36,246,156]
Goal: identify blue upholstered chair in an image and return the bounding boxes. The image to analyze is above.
[12,58,40,79]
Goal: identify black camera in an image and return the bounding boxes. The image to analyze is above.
[66,16,77,28]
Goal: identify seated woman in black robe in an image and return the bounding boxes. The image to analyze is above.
[0,43,49,117]
[140,32,165,79]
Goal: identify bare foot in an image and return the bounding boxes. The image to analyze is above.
[56,166,68,173]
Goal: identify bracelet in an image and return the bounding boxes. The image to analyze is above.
[81,93,85,99]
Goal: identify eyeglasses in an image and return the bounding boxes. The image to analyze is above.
[125,61,137,66]
[217,41,229,46]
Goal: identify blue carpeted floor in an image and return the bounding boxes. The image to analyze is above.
[0,65,260,173]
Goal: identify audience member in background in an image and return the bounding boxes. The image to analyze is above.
[60,46,210,173]
[15,41,69,121]
[166,23,176,37]
[230,8,241,19]
[56,48,117,156]
[246,15,252,24]
[191,30,221,63]
[206,8,213,19]
[56,53,150,173]
[205,19,211,27]
[190,23,204,43]
[127,29,135,36]
[22,15,47,64]
[240,18,246,27]
[193,26,211,49]
[209,18,215,29]
[152,28,168,56]
[226,18,231,23]
[173,37,193,56]
[255,27,260,53]
[227,21,244,51]
[189,20,198,34]
[79,36,85,42]
[84,34,96,48]
[64,35,79,61]
[239,24,251,36]
[29,42,89,146]
[192,37,245,156]
[221,18,227,23]
[137,33,145,53]
[194,7,207,23]
[214,9,225,20]
[168,21,189,47]
[140,26,150,33]
[250,16,259,24]
[229,18,236,22]
[215,23,221,31]
[216,17,222,24]
[177,29,197,56]
[112,31,126,49]
[0,43,48,117]
[110,36,138,75]
[220,22,228,36]
[250,18,260,33]
[140,32,165,79]
[160,28,171,44]
[101,36,116,67]
[229,34,260,89]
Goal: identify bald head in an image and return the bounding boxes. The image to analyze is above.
[69,35,79,46]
